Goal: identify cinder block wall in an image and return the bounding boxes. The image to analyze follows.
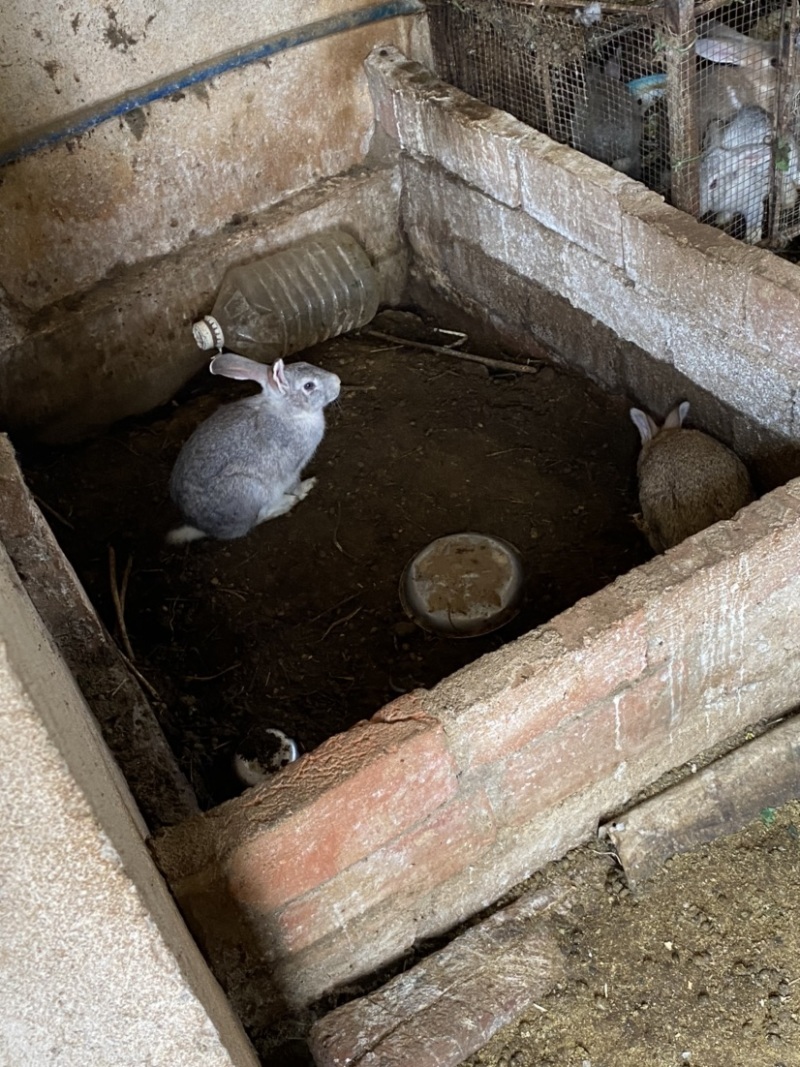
[366,48,800,471]
[151,48,800,1023]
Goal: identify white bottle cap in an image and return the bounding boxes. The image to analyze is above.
[192,315,225,351]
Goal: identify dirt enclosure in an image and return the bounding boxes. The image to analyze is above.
[21,311,650,809]
[17,311,800,1067]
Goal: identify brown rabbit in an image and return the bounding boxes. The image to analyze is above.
[630,401,754,552]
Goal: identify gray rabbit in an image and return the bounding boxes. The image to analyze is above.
[571,57,643,179]
[699,105,783,244]
[630,401,753,552]
[167,354,341,543]
[699,106,773,243]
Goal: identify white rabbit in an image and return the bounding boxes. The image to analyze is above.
[699,106,775,242]
[167,354,340,543]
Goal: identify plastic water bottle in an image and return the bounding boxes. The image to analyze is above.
[192,230,380,360]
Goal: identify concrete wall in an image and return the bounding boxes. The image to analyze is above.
[0,1,428,312]
[0,539,258,1067]
[0,163,405,443]
[0,3,430,445]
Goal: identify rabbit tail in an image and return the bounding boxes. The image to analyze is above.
[166,524,208,545]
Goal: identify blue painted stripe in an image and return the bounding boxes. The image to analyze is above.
[0,0,423,168]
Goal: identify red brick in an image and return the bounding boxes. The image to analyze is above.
[426,595,647,770]
[644,509,800,683]
[267,789,497,955]
[482,703,618,827]
[226,719,458,910]
[549,597,648,685]
[609,670,677,757]
[371,689,433,723]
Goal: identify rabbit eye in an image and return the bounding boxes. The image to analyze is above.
[303,380,316,393]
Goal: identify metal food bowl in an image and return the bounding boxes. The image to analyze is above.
[399,532,524,638]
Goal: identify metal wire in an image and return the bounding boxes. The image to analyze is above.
[428,0,800,251]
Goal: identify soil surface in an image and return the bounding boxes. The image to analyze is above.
[466,800,800,1067]
[21,311,650,809]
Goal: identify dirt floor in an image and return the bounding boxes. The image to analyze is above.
[465,800,800,1067]
[20,310,650,809]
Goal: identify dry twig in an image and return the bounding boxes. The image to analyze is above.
[118,651,162,704]
[186,662,242,683]
[319,605,363,642]
[119,553,133,615]
[33,495,75,530]
[108,546,135,662]
[332,502,357,560]
[361,329,545,376]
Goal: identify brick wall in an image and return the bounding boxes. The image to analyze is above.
[153,481,800,1021]
[151,48,800,1025]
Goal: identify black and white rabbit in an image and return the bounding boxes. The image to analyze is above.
[167,354,340,543]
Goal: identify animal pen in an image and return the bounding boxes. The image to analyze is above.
[428,0,800,248]
[6,3,800,1066]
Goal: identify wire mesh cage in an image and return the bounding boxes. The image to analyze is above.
[427,0,800,250]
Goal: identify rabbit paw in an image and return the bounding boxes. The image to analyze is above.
[295,477,317,501]
[256,478,318,525]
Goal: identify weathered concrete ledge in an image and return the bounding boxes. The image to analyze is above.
[0,537,257,1066]
[0,163,405,443]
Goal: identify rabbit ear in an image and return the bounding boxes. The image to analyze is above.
[267,358,289,395]
[695,35,771,68]
[209,354,271,388]
[664,401,690,429]
[630,408,658,443]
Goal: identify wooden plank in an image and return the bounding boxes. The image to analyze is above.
[308,876,581,1067]
[664,0,699,217]
[603,715,800,889]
